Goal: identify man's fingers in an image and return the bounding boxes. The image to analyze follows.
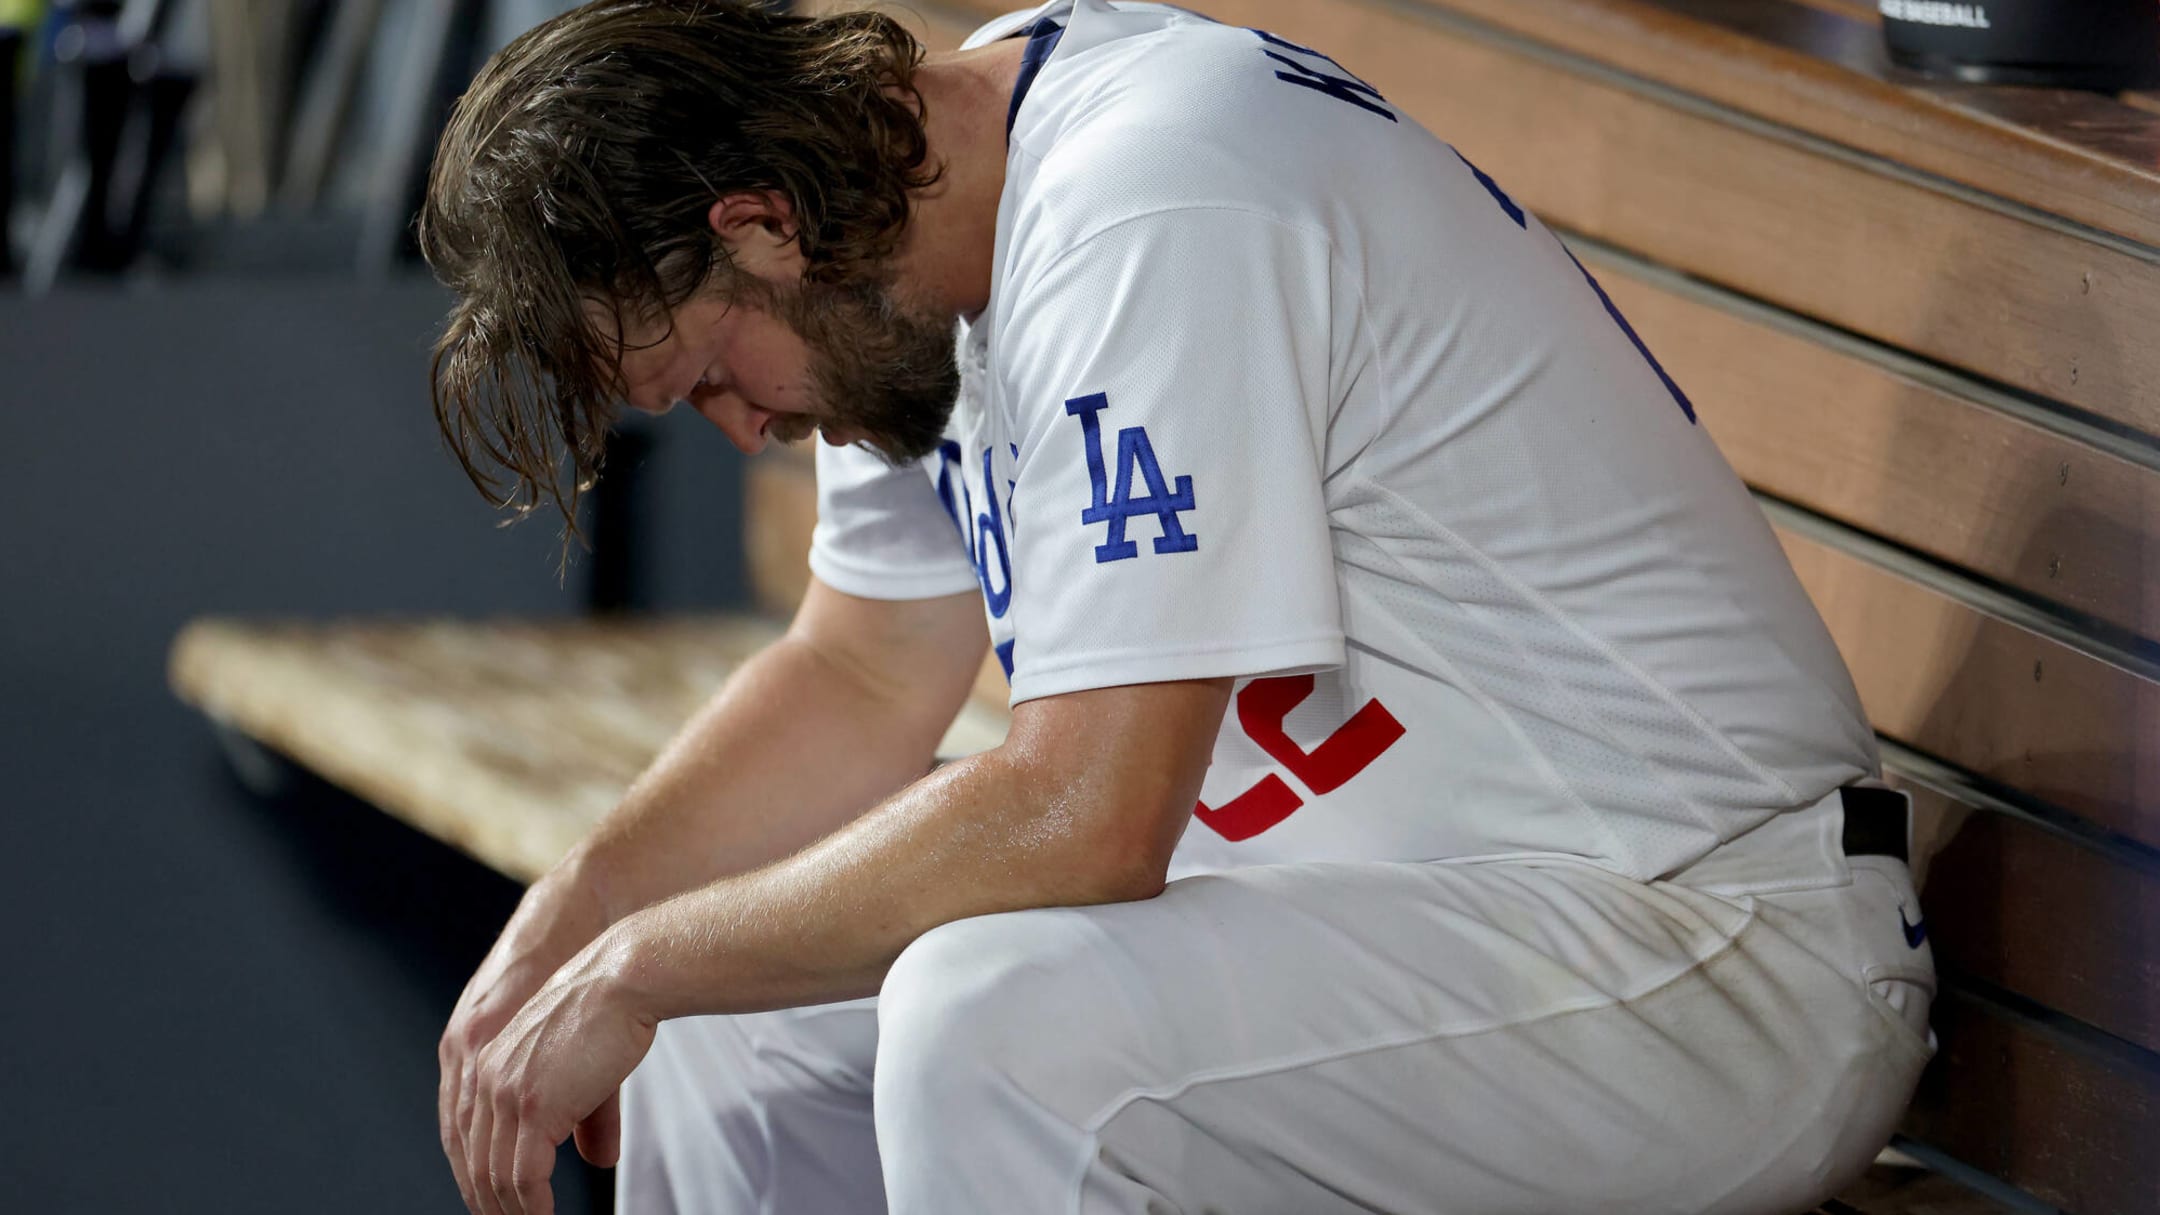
[468,1093,503,1215]
[441,1112,478,1215]
[489,1085,526,1215]
[573,1089,622,1168]
[514,1119,560,1215]
[439,1057,468,1197]
[446,1062,483,1214]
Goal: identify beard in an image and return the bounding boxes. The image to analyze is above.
[757,270,961,465]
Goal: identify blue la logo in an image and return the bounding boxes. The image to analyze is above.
[1064,392,1199,564]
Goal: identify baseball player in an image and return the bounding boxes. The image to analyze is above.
[421,2,1936,1213]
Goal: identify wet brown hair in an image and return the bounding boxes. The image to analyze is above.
[419,0,936,555]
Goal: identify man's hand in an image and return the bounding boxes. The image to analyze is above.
[450,927,657,1215]
[435,581,987,1210]
[439,868,608,1213]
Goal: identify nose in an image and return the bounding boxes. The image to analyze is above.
[692,392,769,456]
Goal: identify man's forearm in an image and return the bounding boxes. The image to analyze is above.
[600,750,1161,1017]
[586,679,1230,1018]
[565,631,963,927]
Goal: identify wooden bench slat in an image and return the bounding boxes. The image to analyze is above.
[1778,529,2159,852]
[1586,250,2160,642]
[1825,1162,2034,1215]
[1902,781,2160,1057]
[1906,996,2160,1215]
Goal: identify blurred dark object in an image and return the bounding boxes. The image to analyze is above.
[278,0,381,211]
[11,0,611,286]
[23,0,196,289]
[1881,0,2160,91]
[589,426,656,614]
[0,28,21,277]
[109,43,196,264]
[24,0,131,285]
[203,0,303,220]
[356,0,484,276]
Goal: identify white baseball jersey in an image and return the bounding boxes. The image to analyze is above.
[808,0,1877,882]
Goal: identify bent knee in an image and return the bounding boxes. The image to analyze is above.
[876,909,1132,1118]
[878,910,1087,1051]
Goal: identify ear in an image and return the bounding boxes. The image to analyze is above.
[706,192,804,280]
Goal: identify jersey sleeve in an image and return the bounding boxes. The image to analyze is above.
[1001,207,1345,703]
[807,441,981,600]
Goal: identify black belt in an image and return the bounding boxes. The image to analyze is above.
[1839,785,1910,863]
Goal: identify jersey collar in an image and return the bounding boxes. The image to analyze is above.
[1005,18,1068,138]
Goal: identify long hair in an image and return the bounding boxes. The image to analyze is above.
[419,0,936,556]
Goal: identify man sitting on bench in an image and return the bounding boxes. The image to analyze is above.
[420,2,1935,1213]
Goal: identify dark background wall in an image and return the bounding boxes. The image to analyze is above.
[0,277,747,1212]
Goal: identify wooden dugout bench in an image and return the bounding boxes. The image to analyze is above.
[173,1,2157,1211]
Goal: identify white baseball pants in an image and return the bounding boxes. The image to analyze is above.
[617,845,1933,1214]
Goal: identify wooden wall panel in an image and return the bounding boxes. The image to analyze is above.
[1778,529,2160,851]
[1902,779,2160,1056]
[1905,997,2160,1215]
[1590,258,2160,642]
[938,0,2160,437]
[1417,0,2160,249]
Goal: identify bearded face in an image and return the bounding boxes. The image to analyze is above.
[758,271,962,465]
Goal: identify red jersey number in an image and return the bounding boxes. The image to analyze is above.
[1194,674,1405,841]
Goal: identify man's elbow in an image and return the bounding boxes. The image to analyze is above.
[996,677,1230,908]
[1084,851,1173,904]
[1060,794,1186,906]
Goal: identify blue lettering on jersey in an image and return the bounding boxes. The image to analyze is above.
[1065,392,1200,564]
[934,440,966,535]
[1568,253,1698,424]
[1455,149,1525,229]
[1254,30,1396,123]
[1453,150,1698,425]
[975,445,1014,615]
[1006,443,1021,538]
[934,440,1016,618]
